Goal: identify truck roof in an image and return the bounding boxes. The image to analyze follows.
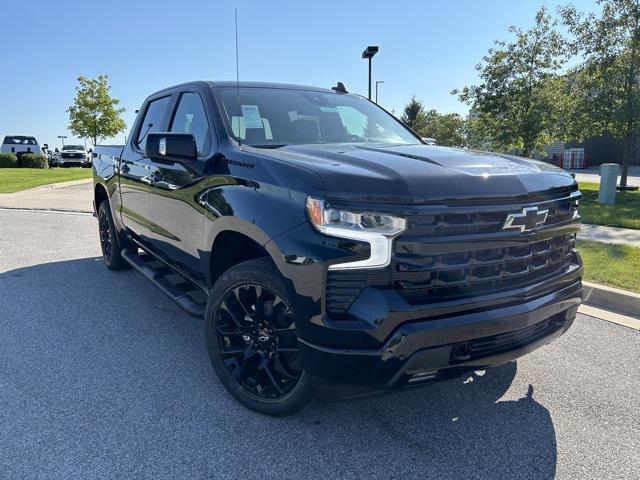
[147,80,339,98]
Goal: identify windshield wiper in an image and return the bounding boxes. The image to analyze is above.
[249,143,290,149]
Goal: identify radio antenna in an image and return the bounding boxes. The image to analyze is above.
[235,8,241,147]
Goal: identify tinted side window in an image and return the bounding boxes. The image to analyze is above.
[136,96,171,148]
[169,92,210,155]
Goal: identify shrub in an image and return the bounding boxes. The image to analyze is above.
[20,153,49,169]
[0,152,18,168]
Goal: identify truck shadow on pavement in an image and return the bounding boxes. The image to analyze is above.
[0,257,557,480]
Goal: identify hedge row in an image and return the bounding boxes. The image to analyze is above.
[0,152,17,167]
[0,153,49,169]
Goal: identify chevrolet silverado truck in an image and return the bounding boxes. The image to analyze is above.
[58,144,91,167]
[93,81,582,416]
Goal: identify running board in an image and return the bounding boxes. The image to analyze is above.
[121,247,206,318]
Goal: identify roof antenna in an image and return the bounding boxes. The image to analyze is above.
[332,82,348,94]
[235,8,241,147]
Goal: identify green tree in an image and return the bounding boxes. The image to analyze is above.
[400,96,428,133]
[454,7,566,157]
[422,110,468,147]
[560,0,640,187]
[464,112,499,151]
[67,75,127,147]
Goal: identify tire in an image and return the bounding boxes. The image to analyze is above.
[205,258,313,416]
[97,200,131,271]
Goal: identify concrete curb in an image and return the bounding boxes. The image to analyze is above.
[582,281,640,318]
[0,206,93,215]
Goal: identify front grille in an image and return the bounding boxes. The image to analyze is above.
[325,192,581,316]
[393,233,577,305]
[404,194,578,238]
[61,153,83,159]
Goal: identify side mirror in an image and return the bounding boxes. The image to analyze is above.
[145,132,197,164]
[43,143,49,149]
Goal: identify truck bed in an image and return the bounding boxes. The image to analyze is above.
[94,144,124,160]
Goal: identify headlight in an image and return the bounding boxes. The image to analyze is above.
[306,196,406,270]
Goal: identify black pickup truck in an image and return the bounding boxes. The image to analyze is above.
[93,81,582,416]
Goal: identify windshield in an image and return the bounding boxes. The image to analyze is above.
[218,87,419,147]
[62,145,84,150]
[3,136,38,145]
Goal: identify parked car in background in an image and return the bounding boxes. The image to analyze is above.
[1,136,43,161]
[58,144,91,167]
[46,148,59,167]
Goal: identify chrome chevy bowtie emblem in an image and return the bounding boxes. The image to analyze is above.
[503,207,549,232]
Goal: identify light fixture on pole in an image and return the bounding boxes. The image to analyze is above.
[375,80,385,104]
[362,45,379,100]
[57,135,67,147]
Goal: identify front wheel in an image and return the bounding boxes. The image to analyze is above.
[205,258,313,416]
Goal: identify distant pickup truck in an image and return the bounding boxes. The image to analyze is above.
[93,81,583,416]
[1,135,43,156]
[58,144,91,167]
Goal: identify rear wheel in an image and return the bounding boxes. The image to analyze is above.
[205,258,313,416]
[97,201,131,271]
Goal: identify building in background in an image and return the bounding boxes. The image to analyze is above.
[543,133,639,169]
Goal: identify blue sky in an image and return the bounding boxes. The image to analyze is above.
[1,0,598,147]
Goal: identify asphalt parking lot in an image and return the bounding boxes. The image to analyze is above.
[1,208,638,480]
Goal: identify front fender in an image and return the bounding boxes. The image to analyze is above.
[202,182,308,285]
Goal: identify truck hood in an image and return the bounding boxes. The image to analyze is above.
[269,144,577,204]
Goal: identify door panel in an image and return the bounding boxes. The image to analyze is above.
[145,161,208,277]
[119,95,173,244]
[119,154,152,237]
[146,90,213,278]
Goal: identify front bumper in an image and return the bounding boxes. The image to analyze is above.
[59,157,90,166]
[299,279,581,389]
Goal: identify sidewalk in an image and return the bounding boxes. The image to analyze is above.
[0,179,93,213]
[570,166,640,187]
[579,223,640,246]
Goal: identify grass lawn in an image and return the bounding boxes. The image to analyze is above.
[578,182,640,230]
[0,168,92,194]
[577,240,640,293]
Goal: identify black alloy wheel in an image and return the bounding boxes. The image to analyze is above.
[215,283,302,398]
[98,207,113,264]
[206,258,313,416]
[97,201,130,271]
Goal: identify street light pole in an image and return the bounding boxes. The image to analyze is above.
[361,45,379,100]
[368,58,372,99]
[57,135,67,147]
[375,80,385,104]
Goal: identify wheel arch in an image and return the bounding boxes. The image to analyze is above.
[94,182,108,210]
[205,220,288,289]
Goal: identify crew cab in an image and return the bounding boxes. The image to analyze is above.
[58,144,90,167]
[93,81,582,416]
